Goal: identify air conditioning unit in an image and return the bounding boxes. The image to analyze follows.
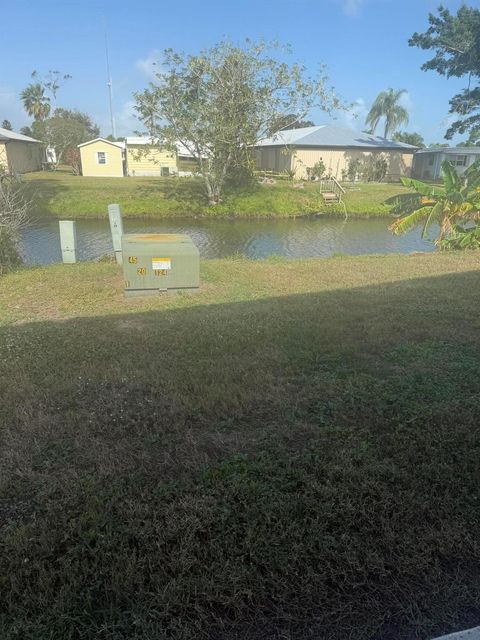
[121,233,199,296]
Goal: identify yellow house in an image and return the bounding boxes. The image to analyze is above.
[255,124,417,181]
[0,127,44,173]
[78,138,125,177]
[125,137,178,176]
[77,137,199,177]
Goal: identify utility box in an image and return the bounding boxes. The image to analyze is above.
[121,233,199,296]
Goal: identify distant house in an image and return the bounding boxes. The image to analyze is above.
[78,136,199,177]
[0,127,44,174]
[125,138,200,176]
[254,124,417,181]
[125,137,177,176]
[78,138,125,177]
[412,147,480,180]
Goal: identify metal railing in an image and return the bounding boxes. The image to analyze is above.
[319,177,346,202]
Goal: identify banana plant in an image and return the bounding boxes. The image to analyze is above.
[385,159,480,247]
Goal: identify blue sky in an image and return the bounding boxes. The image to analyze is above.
[0,0,470,144]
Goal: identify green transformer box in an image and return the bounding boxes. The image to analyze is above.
[121,233,200,296]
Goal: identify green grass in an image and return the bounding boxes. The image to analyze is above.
[1,253,480,639]
[23,169,409,220]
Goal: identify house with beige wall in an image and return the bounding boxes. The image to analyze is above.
[0,127,44,174]
[255,124,417,181]
[78,138,125,177]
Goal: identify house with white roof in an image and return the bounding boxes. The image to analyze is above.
[254,124,418,181]
[0,127,44,174]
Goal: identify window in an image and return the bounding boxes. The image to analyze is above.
[97,151,107,165]
[454,155,467,167]
[161,166,170,177]
[428,155,434,166]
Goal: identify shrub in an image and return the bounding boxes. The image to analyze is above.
[0,228,22,274]
[307,159,326,181]
[64,147,82,175]
[360,155,388,182]
[0,175,29,274]
[345,158,362,182]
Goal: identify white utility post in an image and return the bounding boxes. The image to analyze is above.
[108,203,124,265]
[59,220,77,263]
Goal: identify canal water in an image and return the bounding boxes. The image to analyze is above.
[19,216,434,265]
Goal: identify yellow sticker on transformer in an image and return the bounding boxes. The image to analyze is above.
[152,257,171,270]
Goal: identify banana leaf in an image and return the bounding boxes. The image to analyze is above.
[389,205,433,235]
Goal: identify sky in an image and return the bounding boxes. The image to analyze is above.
[0,0,472,144]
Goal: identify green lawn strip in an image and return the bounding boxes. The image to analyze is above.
[23,170,409,219]
[1,253,480,638]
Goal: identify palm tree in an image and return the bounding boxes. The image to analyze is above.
[20,83,50,121]
[386,160,480,247]
[365,89,409,139]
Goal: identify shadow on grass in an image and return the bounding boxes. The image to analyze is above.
[23,176,71,221]
[134,176,209,205]
[1,270,480,639]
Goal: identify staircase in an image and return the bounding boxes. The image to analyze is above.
[319,178,346,205]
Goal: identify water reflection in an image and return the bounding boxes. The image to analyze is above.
[19,216,435,265]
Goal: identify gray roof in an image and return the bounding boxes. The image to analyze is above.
[255,124,418,151]
[416,147,480,155]
[0,127,41,143]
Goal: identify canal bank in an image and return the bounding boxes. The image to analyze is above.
[23,170,410,220]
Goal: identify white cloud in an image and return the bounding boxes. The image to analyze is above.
[399,90,413,114]
[115,100,140,137]
[341,97,368,130]
[94,100,139,138]
[340,0,365,16]
[136,50,162,81]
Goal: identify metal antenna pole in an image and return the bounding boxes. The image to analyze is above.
[105,27,116,138]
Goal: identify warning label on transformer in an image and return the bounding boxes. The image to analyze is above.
[152,257,171,270]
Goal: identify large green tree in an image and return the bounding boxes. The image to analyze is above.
[410,5,480,141]
[134,40,339,204]
[20,83,50,121]
[393,131,425,147]
[365,89,409,138]
[32,109,99,169]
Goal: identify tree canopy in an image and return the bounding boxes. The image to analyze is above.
[268,114,316,135]
[393,131,425,148]
[20,84,50,121]
[1,120,12,131]
[409,5,480,141]
[31,109,99,168]
[134,40,339,204]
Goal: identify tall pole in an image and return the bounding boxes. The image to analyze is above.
[104,26,116,138]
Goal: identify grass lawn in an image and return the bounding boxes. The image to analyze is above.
[23,169,409,220]
[1,253,480,639]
